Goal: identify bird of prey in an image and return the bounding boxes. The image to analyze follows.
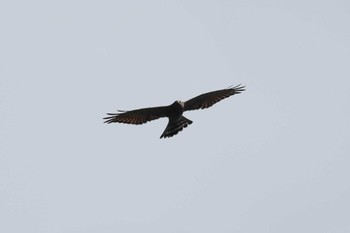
[104,84,245,138]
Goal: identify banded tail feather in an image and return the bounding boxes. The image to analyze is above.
[160,116,193,138]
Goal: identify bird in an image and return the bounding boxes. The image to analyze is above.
[103,84,245,139]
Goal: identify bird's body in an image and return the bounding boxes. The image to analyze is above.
[104,84,245,138]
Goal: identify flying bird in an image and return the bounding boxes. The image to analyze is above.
[104,84,245,138]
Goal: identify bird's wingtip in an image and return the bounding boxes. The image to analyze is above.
[227,83,246,93]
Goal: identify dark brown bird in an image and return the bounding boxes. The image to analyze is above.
[104,84,245,138]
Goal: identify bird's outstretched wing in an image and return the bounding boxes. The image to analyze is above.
[184,84,245,111]
[103,106,169,125]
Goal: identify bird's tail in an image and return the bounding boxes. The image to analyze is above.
[160,116,193,139]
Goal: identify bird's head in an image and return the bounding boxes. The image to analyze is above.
[176,100,184,108]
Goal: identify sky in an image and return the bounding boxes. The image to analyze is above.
[1,0,350,232]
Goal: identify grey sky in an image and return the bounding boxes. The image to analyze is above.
[1,0,350,232]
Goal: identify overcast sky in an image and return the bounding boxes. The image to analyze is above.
[1,0,350,232]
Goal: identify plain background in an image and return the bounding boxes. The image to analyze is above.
[1,0,349,232]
